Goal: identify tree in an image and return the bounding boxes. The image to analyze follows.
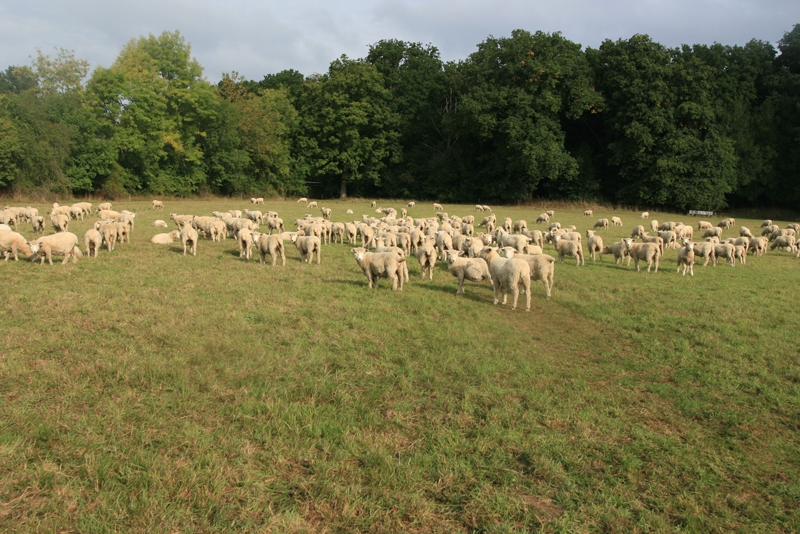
[296,56,400,198]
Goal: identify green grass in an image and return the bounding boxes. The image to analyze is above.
[1,199,799,532]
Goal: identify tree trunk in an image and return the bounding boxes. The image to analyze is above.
[340,179,347,199]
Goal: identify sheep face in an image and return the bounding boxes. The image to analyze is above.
[351,248,367,262]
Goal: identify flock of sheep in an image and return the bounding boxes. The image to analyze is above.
[2,199,798,312]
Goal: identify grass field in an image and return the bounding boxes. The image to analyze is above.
[1,198,799,532]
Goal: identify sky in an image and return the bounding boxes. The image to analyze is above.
[1,0,799,83]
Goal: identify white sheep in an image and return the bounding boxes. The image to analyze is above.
[97,202,112,211]
[150,230,181,244]
[99,222,118,252]
[641,211,649,219]
[611,216,623,227]
[51,213,70,233]
[586,230,604,262]
[650,220,659,233]
[181,223,199,256]
[207,220,227,242]
[292,234,321,264]
[631,225,645,239]
[0,230,32,261]
[351,247,405,290]
[553,235,584,266]
[734,245,747,265]
[692,241,717,266]
[152,200,164,209]
[748,236,768,256]
[536,213,550,224]
[28,232,80,264]
[153,220,168,228]
[583,209,593,217]
[84,229,103,257]
[252,232,286,266]
[602,241,630,266]
[512,220,528,233]
[478,247,531,311]
[714,243,736,266]
[770,235,797,253]
[622,238,660,273]
[658,230,678,250]
[594,218,609,230]
[0,224,11,232]
[414,238,437,280]
[444,250,492,294]
[739,226,755,239]
[297,197,308,203]
[408,201,416,208]
[433,203,444,211]
[321,207,332,219]
[546,210,555,217]
[499,247,554,299]
[676,241,695,276]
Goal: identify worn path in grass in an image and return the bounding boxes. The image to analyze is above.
[1,199,798,531]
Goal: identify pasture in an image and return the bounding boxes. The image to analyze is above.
[1,198,799,532]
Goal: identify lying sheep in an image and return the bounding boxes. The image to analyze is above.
[586,230,604,262]
[622,238,660,273]
[676,241,695,276]
[84,229,103,257]
[252,232,285,266]
[153,220,168,228]
[594,218,609,230]
[444,250,492,294]
[478,247,531,311]
[351,247,405,290]
[181,223,199,256]
[292,234,321,264]
[499,247,554,299]
[553,235,584,266]
[0,231,32,261]
[28,232,80,265]
[150,230,181,244]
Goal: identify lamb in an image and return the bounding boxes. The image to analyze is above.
[150,230,181,244]
[252,232,286,266]
[622,238,660,273]
[153,220,168,228]
[292,234,321,264]
[676,241,695,276]
[28,232,80,264]
[553,235,584,266]
[152,200,164,209]
[499,247,554,299]
[692,241,717,266]
[83,229,103,257]
[714,243,736,266]
[593,218,609,230]
[583,209,593,216]
[586,230,604,262]
[181,223,199,256]
[749,236,769,256]
[641,211,650,219]
[441,249,491,293]
[611,216,623,226]
[0,231,32,261]
[478,247,531,311]
[433,203,444,211]
[351,247,405,290]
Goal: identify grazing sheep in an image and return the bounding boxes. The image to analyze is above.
[292,234,321,264]
[734,245,747,265]
[97,202,112,211]
[761,225,779,237]
[181,223,199,256]
[553,235,584,266]
[702,227,723,239]
[153,220,168,228]
[692,241,717,266]
[583,209,593,217]
[546,210,555,217]
[650,220,659,233]
[495,233,531,254]
[639,233,665,256]
[51,213,70,233]
[297,197,308,203]
[114,222,130,244]
[478,247,531,311]
[321,207,332,219]
[676,241,695,276]
[152,200,164,209]
[83,229,103,257]
[346,209,354,215]
[641,211,649,219]
[408,201,416,208]
[749,236,768,256]
[622,238,660,273]
[586,230,604,262]
[31,216,45,233]
[306,201,318,209]
[522,229,544,249]
[676,225,694,240]
[602,241,631,266]
[28,232,80,265]
[475,204,484,211]
[207,220,227,242]
[265,217,285,234]
[252,232,286,266]
[631,225,646,239]
[170,213,194,229]
[611,216,623,227]
[99,222,118,252]
[512,220,528,233]
[717,218,734,229]
[594,218,609,230]
[433,203,444,211]
[444,250,492,294]
[770,235,797,253]
[499,247,554,299]
[150,230,181,244]
[0,224,10,232]
[714,243,736,266]
[536,213,550,224]
[760,219,772,228]
[351,247,405,290]
[0,231,32,261]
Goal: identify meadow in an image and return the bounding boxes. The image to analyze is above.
[1,198,799,533]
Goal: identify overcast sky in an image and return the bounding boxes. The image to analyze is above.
[1,0,799,83]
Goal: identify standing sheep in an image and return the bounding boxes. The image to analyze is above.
[641,212,649,219]
[478,247,531,311]
[499,247,555,299]
[152,200,164,209]
[181,223,199,256]
[28,232,80,265]
[583,209,593,217]
[622,238,660,273]
[586,230,604,262]
[553,235,584,266]
[676,241,695,276]
[84,229,103,257]
[611,216,623,227]
[692,241,717,266]
[414,238,437,280]
[351,247,405,290]
[0,231,32,261]
[433,203,444,211]
[292,234,321,264]
[594,218,609,230]
[252,233,286,266]
[444,250,492,294]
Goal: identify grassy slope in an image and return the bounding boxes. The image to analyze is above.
[1,199,799,532]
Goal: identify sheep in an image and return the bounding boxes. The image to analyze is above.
[676,241,695,276]
[561,231,582,242]
[655,231,676,250]
[748,236,768,256]
[370,200,377,207]
[475,204,484,211]
[120,211,136,233]
[0,211,18,230]
[297,197,308,203]
[306,201,318,209]
[435,231,454,260]
[321,207,332,219]
[478,247,531,311]
[252,232,286,266]
[768,228,788,241]
[641,211,650,219]
[443,250,492,294]
[0,224,11,232]
[181,223,199,256]
[351,247,405,290]
[0,231,32,261]
[499,247,554,299]
[28,232,80,265]
[360,225,376,249]
[787,223,800,232]
[714,243,736,266]
[602,241,631,266]
[152,220,168,228]
[207,220,227,242]
[611,216,623,227]
[762,225,780,237]
[650,220,659,233]
[152,200,164,209]
[292,234,321,264]
[658,221,676,232]
[31,216,45,233]
[433,203,444,211]
[407,201,416,208]
[69,205,84,221]
[692,241,717,266]
[512,220,528,233]
[97,202,112,211]
[734,245,747,265]
[631,225,646,239]
[759,219,772,228]
[394,232,412,255]
[546,210,555,217]
[265,217,285,234]
[676,225,694,240]
[583,209,593,217]
[536,213,550,224]
[501,217,512,232]
[729,236,749,249]
[639,233,665,256]
[705,236,721,244]
[770,235,797,253]
[346,209,354,215]
[345,223,359,245]
[553,235,584,266]
[622,238,660,273]
[150,230,181,244]
[481,205,491,212]
[496,233,531,254]
[170,213,194,229]
[414,238,437,280]
[594,218,609,230]
[114,222,130,244]
[717,218,734,229]
[83,229,103,257]
[522,229,544,250]
[702,227,722,239]
[586,230,604,262]
[50,213,70,233]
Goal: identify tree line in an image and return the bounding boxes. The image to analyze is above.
[1,26,799,210]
